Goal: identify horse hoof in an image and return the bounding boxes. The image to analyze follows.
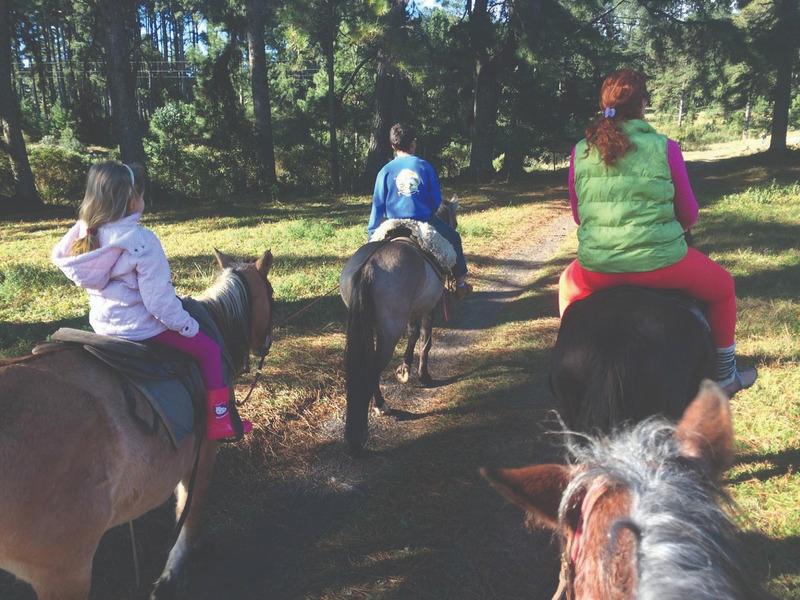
[372,405,386,417]
[419,373,433,387]
[395,363,411,383]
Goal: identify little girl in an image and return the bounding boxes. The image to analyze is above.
[559,69,757,396]
[52,161,252,439]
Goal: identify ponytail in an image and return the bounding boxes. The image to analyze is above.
[584,69,649,166]
[585,117,633,166]
[70,161,135,255]
[70,227,100,255]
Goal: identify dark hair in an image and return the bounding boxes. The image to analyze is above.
[585,69,649,165]
[389,123,416,152]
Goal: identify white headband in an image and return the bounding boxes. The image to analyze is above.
[123,163,135,187]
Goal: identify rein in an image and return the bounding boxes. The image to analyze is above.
[236,280,339,406]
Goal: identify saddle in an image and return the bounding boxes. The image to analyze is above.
[369,219,456,284]
[31,299,235,448]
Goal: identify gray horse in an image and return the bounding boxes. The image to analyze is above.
[339,198,458,452]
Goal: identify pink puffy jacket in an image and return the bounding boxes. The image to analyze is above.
[52,212,199,341]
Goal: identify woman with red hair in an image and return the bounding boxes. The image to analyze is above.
[559,69,756,395]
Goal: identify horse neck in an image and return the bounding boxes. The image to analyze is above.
[197,269,251,375]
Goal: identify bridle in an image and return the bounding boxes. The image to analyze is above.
[552,481,622,600]
[236,269,275,406]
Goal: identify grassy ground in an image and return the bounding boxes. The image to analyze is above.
[1,147,799,598]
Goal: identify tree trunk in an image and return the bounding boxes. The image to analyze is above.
[0,0,41,211]
[677,89,685,127]
[363,56,396,188]
[467,0,497,181]
[469,57,500,181]
[768,47,793,152]
[245,0,277,187]
[769,0,797,153]
[325,4,340,194]
[98,0,146,164]
[363,0,408,188]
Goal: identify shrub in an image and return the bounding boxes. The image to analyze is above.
[276,143,329,190]
[439,141,470,178]
[145,102,261,199]
[27,144,89,204]
[0,156,14,197]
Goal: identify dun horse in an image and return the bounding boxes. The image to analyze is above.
[483,381,765,600]
[551,286,715,432]
[340,198,458,452]
[0,249,274,600]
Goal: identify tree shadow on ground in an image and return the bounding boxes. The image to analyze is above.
[0,317,90,358]
[728,448,800,486]
[688,149,800,204]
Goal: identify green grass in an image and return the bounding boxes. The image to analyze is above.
[692,175,800,598]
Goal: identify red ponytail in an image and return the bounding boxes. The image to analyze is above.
[585,69,649,166]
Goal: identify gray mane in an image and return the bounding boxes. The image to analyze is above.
[560,419,761,600]
[197,267,252,374]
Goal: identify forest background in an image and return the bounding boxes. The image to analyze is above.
[0,0,798,212]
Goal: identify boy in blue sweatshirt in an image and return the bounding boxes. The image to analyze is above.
[368,123,472,298]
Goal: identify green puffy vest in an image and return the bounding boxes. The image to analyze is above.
[574,119,686,273]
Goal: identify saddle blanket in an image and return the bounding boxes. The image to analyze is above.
[34,300,233,448]
[369,219,457,272]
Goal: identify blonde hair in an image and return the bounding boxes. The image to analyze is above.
[70,161,144,255]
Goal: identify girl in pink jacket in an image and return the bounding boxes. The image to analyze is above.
[53,161,251,440]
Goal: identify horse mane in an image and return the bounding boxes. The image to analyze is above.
[560,419,761,600]
[197,267,252,375]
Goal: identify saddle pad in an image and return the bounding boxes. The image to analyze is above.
[370,219,457,271]
[42,300,234,449]
[46,328,200,448]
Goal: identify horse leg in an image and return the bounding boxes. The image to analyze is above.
[418,313,434,387]
[372,325,404,417]
[395,320,422,384]
[151,440,218,600]
[27,557,93,600]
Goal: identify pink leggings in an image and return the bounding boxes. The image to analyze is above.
[149,330,225,391]
[559,248,736,347]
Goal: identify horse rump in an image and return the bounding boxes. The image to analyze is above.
[343,263,378,452]
[551,286,715,433]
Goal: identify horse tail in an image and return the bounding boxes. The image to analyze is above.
[344,261,377,452]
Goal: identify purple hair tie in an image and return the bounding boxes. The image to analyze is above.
[603,107,616,118]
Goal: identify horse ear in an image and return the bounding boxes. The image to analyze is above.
[255,249,273,277]
[480,464,571,529]
[676,380,734,476]
[214,248,236,269]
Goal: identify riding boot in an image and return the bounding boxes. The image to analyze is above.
[206,387,252,440]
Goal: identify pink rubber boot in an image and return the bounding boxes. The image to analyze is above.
[206,387,252,440]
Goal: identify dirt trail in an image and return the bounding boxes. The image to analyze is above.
[0,209,576,600]
[176,212,577,600]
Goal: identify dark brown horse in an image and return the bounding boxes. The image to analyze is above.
[339,198,458,452]
[0,249,274,599]
[551,286,715,433]
[483,382,767,599]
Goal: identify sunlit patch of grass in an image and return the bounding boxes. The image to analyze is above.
[692,175,800,599]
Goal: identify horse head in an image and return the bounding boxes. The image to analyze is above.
[211,248,275,367]
[436,195,460,229]
[481,382,757,600]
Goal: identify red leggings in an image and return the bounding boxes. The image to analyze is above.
[149,329,225,391]
[559,248,736,347]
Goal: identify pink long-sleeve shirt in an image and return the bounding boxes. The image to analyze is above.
[568,139,699,230]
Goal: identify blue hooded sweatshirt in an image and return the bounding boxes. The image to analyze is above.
[367,155,442,236]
